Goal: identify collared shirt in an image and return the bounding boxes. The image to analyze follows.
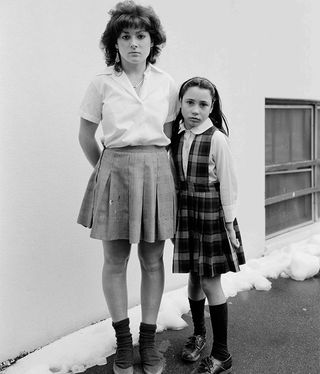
[178,118,238,222]
[79,64,178,147]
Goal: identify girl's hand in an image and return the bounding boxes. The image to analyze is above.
[225,222,240,249]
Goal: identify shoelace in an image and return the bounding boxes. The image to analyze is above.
[185,335,203,350]
[198,357,214,373]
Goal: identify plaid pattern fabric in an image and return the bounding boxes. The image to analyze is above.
[172,126,245,277]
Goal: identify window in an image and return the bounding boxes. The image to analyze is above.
[265,99,320,237]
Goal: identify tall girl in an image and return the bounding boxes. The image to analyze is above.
[171,77,245,374]
[77,2,177,374]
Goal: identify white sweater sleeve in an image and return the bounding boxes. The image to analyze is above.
[211,131,238,222]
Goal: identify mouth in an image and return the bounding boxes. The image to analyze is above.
[189,117,200,122]
[129,52,140,55]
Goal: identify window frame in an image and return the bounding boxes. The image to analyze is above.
[265,98,320,238]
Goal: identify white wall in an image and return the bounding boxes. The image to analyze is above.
[261,0,320,99]
[1,0,319,362]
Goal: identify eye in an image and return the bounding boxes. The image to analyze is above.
[137,33,146,39]
[200,103,209,107]
[121,34,130,40]
[185,100,194,105]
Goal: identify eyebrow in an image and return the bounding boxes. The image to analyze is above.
[121,29,146,34]
[185,97,211,104]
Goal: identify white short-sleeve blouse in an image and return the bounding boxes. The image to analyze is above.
[79,64,178,148]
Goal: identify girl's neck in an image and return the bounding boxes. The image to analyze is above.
[184,122,192,130]
[122,61,147,78]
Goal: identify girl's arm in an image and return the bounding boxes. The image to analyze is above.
[212,131,240,248]
[78,118,101,167]
[164,121,174,153]
[164,75,179,141]
[225,222,239,248]
[163,121,174,139]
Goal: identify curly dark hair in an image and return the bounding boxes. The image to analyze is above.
[100,0,166,72]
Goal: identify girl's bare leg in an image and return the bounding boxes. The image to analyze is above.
[138,240,165,324]
[200,275,226,305]
[138,240,165,373]
[102,239,131,322]
[188,272,206,300]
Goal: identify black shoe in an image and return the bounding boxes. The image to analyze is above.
[112,318,133,373]
[140,346,164,374]
[191,355,232,374]
[181,335,206,362]
[113,361,133,374]
[139,322,164,374]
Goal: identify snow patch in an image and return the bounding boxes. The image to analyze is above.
[5,235,320,374]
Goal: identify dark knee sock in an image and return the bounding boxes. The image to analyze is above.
[139,322,160,365]
[112,318,133,369]
[189,297,206,336]
[209,303,230,361]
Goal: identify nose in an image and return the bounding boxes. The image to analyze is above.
[130,38,138,49]
[191,105,200,114]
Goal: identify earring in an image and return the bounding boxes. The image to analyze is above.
[115,51,120,63]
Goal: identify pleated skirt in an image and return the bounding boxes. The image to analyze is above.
[77,146,177,243]
[172,183,246,277]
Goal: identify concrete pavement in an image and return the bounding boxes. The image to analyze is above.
[84,274,320,374]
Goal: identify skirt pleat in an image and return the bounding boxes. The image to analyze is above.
[77,146,176,243]
[173,185,245,277]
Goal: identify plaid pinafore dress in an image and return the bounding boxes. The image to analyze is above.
[171,126,245,277]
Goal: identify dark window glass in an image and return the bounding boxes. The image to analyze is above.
[266,171,311,199]
[265,103,316,236]
[265,108,312,165]
[266,195,312,236]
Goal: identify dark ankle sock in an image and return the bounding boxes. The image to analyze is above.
[209,303,230,361]
[189,297,206,336]
[139,322,161,365]
[112,318,133,369]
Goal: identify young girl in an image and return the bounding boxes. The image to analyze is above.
[171,77,245,374]
[77,2,177,374]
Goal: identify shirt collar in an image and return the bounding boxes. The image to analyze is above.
[97,66,114,76]
[97,63,161,77]
[178,118,213,135]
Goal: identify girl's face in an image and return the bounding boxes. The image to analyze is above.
[116,27,153,67]
[181,86,213,130]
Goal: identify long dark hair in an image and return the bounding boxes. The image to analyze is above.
[100,0,166,72]
[174,77,229,136]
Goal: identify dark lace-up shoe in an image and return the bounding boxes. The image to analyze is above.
[113,361,133,374]
[191,355,232,374]
[140,345,164,374]
[181,335,206,362]
[139,322,163,374]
